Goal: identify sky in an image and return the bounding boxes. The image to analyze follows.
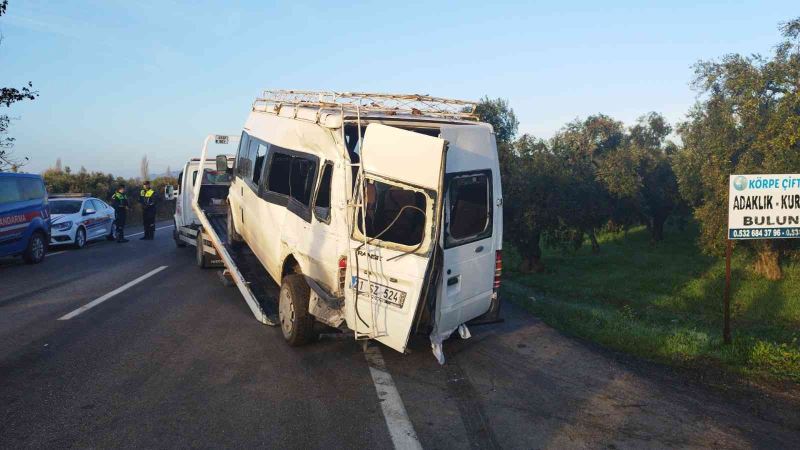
[1,0,795,177]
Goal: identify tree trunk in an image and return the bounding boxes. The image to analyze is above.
[522,231,545,273]
[651,214,666,242]
[754,243,782,280]
[589,231,600,253]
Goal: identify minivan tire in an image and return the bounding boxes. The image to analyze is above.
[278,274,316,346]
[23,231,47,264]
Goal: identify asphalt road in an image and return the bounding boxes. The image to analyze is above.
[1,222,798,449]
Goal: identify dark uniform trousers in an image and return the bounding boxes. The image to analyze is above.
[111,193,128,242]
[140,189,157,239]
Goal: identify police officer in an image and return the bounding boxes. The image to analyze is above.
[110,184,130,243]
[139,181,158,240]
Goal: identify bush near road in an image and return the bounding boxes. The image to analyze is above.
[503,224,800,384]
[42,167,176,225]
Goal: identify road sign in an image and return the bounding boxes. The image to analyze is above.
[728,174,800,240]
[214,135,229,144]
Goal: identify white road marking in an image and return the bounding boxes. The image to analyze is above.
[364,344,422,450]
[127,224,174,237]
[46,250,68,257]
[57,266,168,320]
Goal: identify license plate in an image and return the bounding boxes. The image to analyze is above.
[354,278,407,308]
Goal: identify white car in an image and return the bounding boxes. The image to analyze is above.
[49,196,117,248]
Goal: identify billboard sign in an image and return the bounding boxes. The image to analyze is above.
[728,174,800,239]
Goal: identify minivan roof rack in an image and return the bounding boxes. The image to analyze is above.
[253,90,479,121]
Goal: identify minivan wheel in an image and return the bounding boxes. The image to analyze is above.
[23,232,47,264]
[278,274,315,346]
[74,228,87,249]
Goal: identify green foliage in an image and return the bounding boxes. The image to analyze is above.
[674,17,800,278]
[596,112,682,241]
[504,225,800,383]
[474,97,519,144]
[43,167,176,224]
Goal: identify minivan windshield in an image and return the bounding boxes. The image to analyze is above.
[357,179,427,247]
[50,200,82,214]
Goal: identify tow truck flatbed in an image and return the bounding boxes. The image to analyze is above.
[190,135,279,327]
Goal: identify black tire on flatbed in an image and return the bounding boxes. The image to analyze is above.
[227,205,243,249]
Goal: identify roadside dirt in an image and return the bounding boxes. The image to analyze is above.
[392,302,800,449]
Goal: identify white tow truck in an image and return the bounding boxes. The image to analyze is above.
[175,91,504,361]
[166,150,236,269]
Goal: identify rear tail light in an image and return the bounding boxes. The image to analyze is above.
[493,250,502,291]
[338,256,347,292]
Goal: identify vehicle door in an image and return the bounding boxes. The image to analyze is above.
[0,177,27,254]
[345,124,447,353]
[81,199,100,238]
[433,125,501,339]
[92,199,113,237]
[174,169,185,226]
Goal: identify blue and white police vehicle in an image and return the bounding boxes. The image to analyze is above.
[49,194,117,248]
[0,173,50,263]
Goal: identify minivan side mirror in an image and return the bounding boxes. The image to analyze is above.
[165,185,175,199]
[83,208,96,216]
[215,154,228,172]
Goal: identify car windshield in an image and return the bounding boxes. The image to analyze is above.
[50,200,83,214]
[193,170,231,186]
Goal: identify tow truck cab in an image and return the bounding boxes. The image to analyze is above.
[167,156,234,266]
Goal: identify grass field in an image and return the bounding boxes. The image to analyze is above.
[502,224,800,384]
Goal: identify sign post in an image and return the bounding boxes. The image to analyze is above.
[726,173,800,344]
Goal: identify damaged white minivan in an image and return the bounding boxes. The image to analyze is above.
[227,91,502,361]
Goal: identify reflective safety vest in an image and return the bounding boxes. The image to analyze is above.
[140,189,155,207]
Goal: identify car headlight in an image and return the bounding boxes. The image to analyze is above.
[53,221,73,231]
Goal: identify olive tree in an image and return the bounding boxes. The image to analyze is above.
[675,17,800,279]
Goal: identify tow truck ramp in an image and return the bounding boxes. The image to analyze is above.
[191,134,279,326]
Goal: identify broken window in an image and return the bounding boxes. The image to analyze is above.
[446,172,492,247]
[357,179,427,247]
[252,142,269,185]
[236,132,251,178]
[314,163,333,222]
[289,157,316,206]
[267,153,292,196]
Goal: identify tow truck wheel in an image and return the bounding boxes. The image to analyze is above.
[278,274,315,346]
[74,227,87,249]
[196,232,210,268]
[174,220,186,247]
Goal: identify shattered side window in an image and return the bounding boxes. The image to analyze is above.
[445,171,492,247]
[356,179,427,247]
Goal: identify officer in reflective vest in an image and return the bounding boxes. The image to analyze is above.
[110,184,130,243]
[139,181,158,240]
